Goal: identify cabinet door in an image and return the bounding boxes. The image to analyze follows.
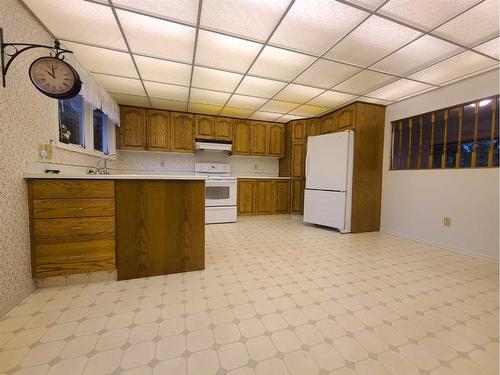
[195,115,215,139]
[255,180,274,215]
[292,120,306,142]
[306,119,320,138]
[214,117,233,141]
[171,112,194,153]
[274,180,290,214]
[119,107,146,150]
[268,123,285,157]
[146,110,170,151]
[337,104,356,129]
[237,180,255,215]
[292,143,306,178]
[291,178,304,213]
[320,113,337,134]
[233,120,251,155]
[251,122,268,155]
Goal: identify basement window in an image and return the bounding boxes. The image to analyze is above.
[93,109,109,154]
[58,95,84,147]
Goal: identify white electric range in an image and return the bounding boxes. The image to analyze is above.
[195,162,237,224]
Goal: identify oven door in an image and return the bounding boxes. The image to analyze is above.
[205,179,237,207]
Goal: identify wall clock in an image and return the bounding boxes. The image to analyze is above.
[29,56,81,99]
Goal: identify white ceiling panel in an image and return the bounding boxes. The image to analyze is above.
[188,103,223,115]
[249,46,316,81]
[111,93,150,108]
[359,96,392,105]
[433,0,500,47]
[345,0,386,10]
[334,70,395,95]
[93,74,146,96]
[118,10,195,63]
[274,84,324,103]
[249,111,283,121]
[474,38,500,59]
[219,107,254,118]
[408,51,498,85]
[279,114,306,122]
[308,91,356,107]
[235,76,287,98]
[150,98,188,112]
[195,30,263,73]
[190,88,231,106]
[366,79,433,101]
[192,67,243,92]
[144,81,189,101]
[379,0,481,31]
[270,0,368,55]
[134,56,192,86]
[325,15,422,67]
[23,0,125,49]
[226,95,268,110]
[294,59,362,89]
[63,41,137,78]
[371,35,463,76]
[260,100,301,113]
[289,104,330,117]
[113,0,199,25]
[201,0,290,42]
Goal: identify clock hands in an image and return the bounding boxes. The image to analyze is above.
[42,69,55,78]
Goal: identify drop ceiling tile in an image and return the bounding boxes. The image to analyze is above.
[294,59,362,89]
[150,98,188,112]
[325,15,422,67]
[219,107,253,118]
[408,51,498,85]
[235,76,287,98]
[260,100,301,114]
[113,0,199,25]
[279,114,306,122]
[270,0,368,55]
[226,95,268,110]
[190,88,231,106]
[196,30,263,73]
[308,91,356,107]
[110,93,150,107]
[289,104,330,117]
[474,37,500,59]
[396,87,437,102]
[359,96,392,105]
[93,74,146,96]
[249,111,283,121]
[118,10,195,63]
[433,0,500,46]
[144,81,189,101]
[188,103,223,115]
[191,67,242,92]
[334,70,395,95]
[23,0,125,49]
[134,56,191,86]
[379,0,480,31]
[365,79,433,100]
[371,35,463,76]
[274,84,324,103]
[201,0,290,42]
[345,0,387,10]
[62,41,137,78]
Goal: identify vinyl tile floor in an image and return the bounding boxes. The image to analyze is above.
[0,216,498,375]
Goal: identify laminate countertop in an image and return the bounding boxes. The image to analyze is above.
[23,173,207,180]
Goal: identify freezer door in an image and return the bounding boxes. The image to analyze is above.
[303,189,346,230]
[305,132,350,191]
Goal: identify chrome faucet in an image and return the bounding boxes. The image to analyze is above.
[95,153,121,175]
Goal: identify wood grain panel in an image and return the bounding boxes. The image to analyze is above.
[119,107,146,150]
[292,143,306,178]
[33,198,115,219]
[337,104,356,129]
[292,120,306,142]
[274,180,290,214]
[195,115,215,139]
[147,110,170,151]
[31,180,115,199]
[171,112,194,153]
[237,179,255,215]
[268,123,285,157]
[291,178,304,214]
[320,113,337,134]
[251,122,268,155]
[214,117,233,140]
[233,120,251,155]
[255,180,274,215]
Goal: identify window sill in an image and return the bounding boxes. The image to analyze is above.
[56,142,107,158]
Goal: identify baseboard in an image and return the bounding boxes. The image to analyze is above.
[380,228,499,262]
[0,284,37,318]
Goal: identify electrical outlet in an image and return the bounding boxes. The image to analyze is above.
[45,144,53,159]
[443,217,451,227]
[254,164,258,170]
[160,161,165,168]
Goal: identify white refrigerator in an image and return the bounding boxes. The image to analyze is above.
[303,130,354,233]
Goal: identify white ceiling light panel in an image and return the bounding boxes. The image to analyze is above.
[279,114,307,122]
[235,76,287,98]
[192,67,243,92]
[308,91,356,108]
[270,0,368,55]
[379,0,480,31]
[274,84,324,103]
[366,79,433,101]
[260,100,301,114]
[93,74,146,96]
[289,104,330,117]
[190,88,231,106]
[325,16,422,67]
[474,37,500,59]
[62,41,138,78]
[345,0,387,10]
[249,111,283,121]
[111,93,151,108]
[294,59,362,89]
[118,10,196,63]
[408,51,498,85]
[150,98,188,112]
[219,107,254,118]
[188,103,223,115]
[371,35,463,76]
[113,0,199,25]
[334,70,395,95]
[144,82,189,101]
[358,96,392,105]
[134,56,192,86]
[195,30,263,74]
[226,95,268,110]
[433,0,500,47]
[23,0,126,49]
[201,0,291,42]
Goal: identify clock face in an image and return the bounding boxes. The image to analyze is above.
[29,57,80,99]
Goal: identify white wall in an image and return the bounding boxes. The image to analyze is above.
[381,69,500,261]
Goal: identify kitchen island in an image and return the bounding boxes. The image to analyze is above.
[25,174,205,281]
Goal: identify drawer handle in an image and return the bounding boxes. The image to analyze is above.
[70,226,85,230]
[69,254,85,259]
[72,207,84,211]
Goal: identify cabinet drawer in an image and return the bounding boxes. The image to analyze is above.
[31,180,115,199]
[33,198,115,218]
[35,252,116,278]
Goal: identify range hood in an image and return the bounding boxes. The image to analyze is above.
[195,139,232,153]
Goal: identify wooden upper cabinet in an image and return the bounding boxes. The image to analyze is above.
[274,180,290,214]
[268,123,285,158]
[119,107,146,150]
[306,119,320,138]
[146,110,170,151]
[237,180,255,215]
[292,120,306,142]
[251,122,268,155]
[214,117,233,141]
[233,120,251,155]
[292,142,306,178]
[195,115,215,139]
[171,112,194,153]
[255,180,274,215]
[337,104,356,129]
[320,113,337,134]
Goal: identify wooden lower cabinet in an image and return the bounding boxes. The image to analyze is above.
[237,179,255,215]
[237,179,290,216]
[274,180,290,214]
[255,180,274,215]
